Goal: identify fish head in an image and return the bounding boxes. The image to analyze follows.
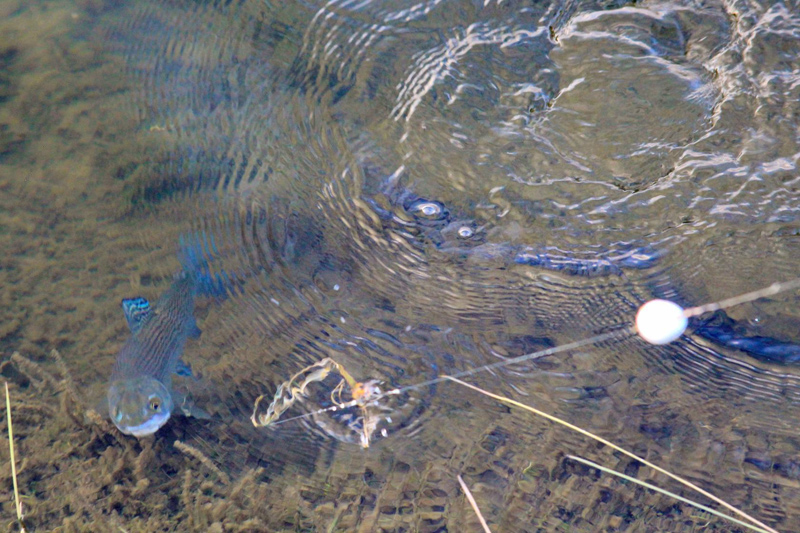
[108,377,174,437]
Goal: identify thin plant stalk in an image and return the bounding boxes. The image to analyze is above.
[566,455,771,533]
[457,474,492,533]
[443,376,779,533]
[5,382,26,532]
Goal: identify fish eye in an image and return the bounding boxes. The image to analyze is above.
[149,397,161,412]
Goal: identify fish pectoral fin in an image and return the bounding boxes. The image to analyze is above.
[121,297,152,334]
[174,359,194,378]
[176,394,210,420]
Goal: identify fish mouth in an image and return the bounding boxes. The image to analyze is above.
[119,412,171,437]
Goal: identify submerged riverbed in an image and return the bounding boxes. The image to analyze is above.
[1,0,799,531]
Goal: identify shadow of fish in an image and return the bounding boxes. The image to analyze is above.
[373,191,800,364]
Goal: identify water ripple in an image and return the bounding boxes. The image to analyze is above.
[92,2,800,521]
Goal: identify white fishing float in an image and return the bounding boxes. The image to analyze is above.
[635,299,688,345]
[634,279,800,345]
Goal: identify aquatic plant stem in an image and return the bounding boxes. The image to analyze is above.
[174,440,230,485]
[443,376,779,533]
[5,382,25,531]
[457,474,493,533]
[565,455,771,533]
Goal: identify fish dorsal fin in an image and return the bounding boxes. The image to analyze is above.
[121,297,152,334]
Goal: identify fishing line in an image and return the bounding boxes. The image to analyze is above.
[264,277,800,428]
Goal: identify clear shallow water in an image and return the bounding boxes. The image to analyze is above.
[1,0,799,531]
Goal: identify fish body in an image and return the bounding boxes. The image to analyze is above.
[108,275,201,437]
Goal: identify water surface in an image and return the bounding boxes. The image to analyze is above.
[1,0,799,531]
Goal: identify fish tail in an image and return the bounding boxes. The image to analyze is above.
[178,230,243,299]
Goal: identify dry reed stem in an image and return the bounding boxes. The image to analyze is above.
[5,382,27,532]
[174,440,230,485]
[566,455,772,533]
[444,376,779,533]
[457,474,492,533]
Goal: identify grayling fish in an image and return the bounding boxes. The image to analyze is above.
[108,275,202,437]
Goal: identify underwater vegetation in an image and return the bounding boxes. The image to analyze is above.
[1,0,799,531]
